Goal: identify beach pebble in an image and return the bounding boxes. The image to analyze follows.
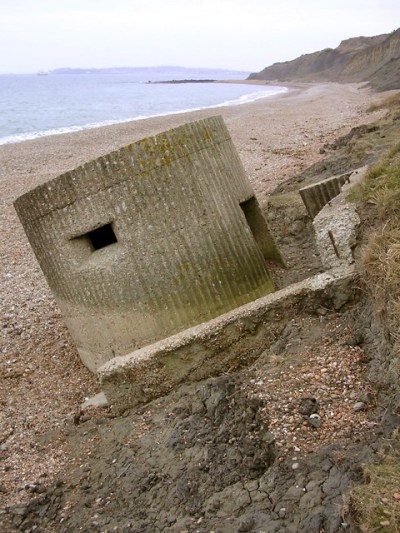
[299,397,319,416]
[309,414,323,428]
[353,402,366,412]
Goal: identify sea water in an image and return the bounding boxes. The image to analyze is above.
[0,68,287,145]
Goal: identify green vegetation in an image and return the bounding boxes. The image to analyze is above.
[356,141,400,211]
[350,430,400,532]
[351,141,400,333]
[367,92,400,114]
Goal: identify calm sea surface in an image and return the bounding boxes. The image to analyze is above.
[0,68,286,145]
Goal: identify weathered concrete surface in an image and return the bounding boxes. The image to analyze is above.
[99,266,357,411]
[313,166,367,269]
[14,116,281,372]
[314,203,360,269]
[299,173,350,219]
[81,391,108,409]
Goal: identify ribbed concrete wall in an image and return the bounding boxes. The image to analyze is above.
[15,116,277,371]
[299,173,350,219]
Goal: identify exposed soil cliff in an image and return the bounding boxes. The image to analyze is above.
[249,29,400,91]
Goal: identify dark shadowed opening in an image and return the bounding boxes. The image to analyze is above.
[239,196,284,265]
[86,224,117,251]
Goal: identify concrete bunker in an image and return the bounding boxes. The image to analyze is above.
[15,116,282,372]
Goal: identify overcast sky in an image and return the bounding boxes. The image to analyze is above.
[0,0,399,74]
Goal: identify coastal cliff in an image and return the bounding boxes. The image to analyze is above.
[249,28,400,91]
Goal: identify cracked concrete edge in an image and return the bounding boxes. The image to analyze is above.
[314,204,361,270]
[312,166,368,270]
[98,266,357,412]
[299,165,368,220]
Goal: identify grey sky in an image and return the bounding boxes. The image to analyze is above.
[0,0,398,74]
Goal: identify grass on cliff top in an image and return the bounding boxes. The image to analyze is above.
[367,91,400,114]
[356,142,400,216]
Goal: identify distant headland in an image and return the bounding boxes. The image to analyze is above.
[248,28,400,91]
[146,79,217,84]
[45,66,250,82]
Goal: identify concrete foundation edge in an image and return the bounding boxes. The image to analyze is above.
[99,267,357,412]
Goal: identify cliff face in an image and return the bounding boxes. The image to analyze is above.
[249,29,400,91]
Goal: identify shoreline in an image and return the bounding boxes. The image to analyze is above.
[0,82,382,204]
[0,81,288,148]
[0,82,388,508]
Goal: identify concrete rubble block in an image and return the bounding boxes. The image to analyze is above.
[299,166,369,222]
[299,173,351,220]
[313,203,360,270]
[99,266,357,412]
[312,166,369,270]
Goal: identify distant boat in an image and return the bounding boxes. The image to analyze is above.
[37,70,48,76]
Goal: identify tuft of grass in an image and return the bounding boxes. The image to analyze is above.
[367,92,400,113]
[353,143,400,217]
[354,144,400,339]
[350,430,400,532]
[361,225,400,340]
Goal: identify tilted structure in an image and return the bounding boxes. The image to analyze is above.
[15,116,280,371]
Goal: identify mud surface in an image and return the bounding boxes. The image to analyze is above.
[3,312,395,533]
[3,372,380,533]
